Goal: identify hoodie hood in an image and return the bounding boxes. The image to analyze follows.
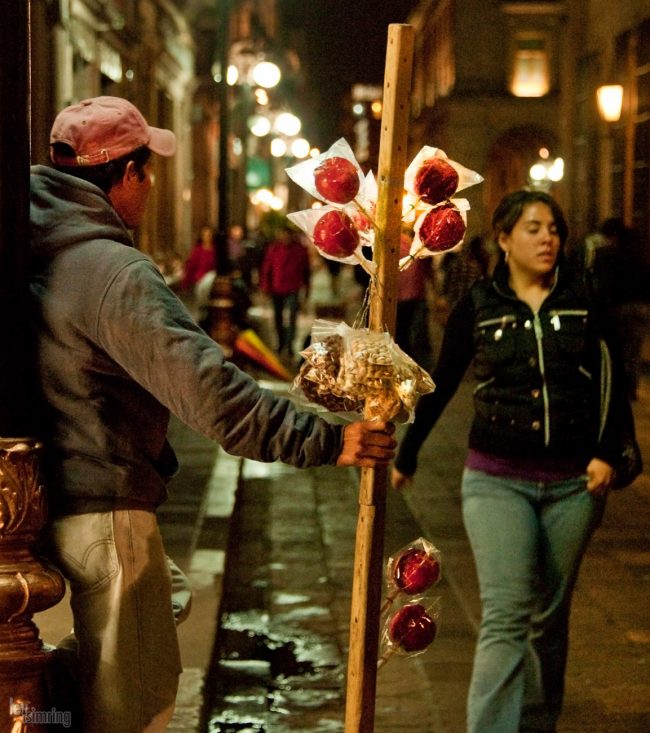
[30,165,133,264]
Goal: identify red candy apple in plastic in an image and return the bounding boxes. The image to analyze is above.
[414,157,460,204]
[419,204,466,253]
[314,156,360,204]
[313,209,360,258]
[388,602,438,653]
[394,547,441,595]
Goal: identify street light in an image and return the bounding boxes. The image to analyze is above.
[274,111,301,137]
[595,83,624,222]
[528,151,564,190]
[596,84,624,123]
[251,61,281,89]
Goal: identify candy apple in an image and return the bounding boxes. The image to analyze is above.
[314,156,360,204]
[394,548,441,594]
[419,204,466,253]
[313,210,360,258]
[388,603,437,653]
[414,157,459,204]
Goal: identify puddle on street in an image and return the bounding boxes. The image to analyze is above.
[206,610,344,732]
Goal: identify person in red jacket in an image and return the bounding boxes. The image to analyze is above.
[181,224,216,291]
[260,225,311,356]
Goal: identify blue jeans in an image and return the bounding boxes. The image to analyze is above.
[272,292,299,353]
[461,469,606,733]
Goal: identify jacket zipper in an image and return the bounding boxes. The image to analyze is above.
[533,313,550,446]
[547,309,588,331]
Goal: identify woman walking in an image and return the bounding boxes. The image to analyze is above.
[391,189,637,733]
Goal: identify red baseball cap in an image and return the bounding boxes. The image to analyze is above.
[50,96,176,166]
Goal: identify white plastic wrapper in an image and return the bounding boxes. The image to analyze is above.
[399,200,471,270]
[287,205,376,274]
[286,137,484,276]
[403,146,483,209]
[285,137,365,206]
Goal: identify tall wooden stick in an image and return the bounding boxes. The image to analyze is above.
[344,24,414,733]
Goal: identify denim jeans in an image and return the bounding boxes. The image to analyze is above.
[45,510,185,733]
[461,468,606,733]
[272,291,299,353]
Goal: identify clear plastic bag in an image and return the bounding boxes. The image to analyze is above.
[384,537,442,604]
[378,597,441,667]
[291,320,435,423]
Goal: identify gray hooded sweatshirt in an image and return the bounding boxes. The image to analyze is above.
[30,165,342,515]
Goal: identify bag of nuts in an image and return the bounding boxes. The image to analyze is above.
[292,320,435,422]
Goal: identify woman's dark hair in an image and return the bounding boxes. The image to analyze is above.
[492,189,568,247]
[52,145,152,194]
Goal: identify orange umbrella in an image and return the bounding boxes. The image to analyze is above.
[234,329,293,381]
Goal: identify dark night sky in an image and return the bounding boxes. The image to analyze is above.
[279,1,420,148]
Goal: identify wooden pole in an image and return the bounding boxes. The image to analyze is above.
[344,24,414,733]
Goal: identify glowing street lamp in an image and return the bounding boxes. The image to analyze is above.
[274,112,301,137]
[529,156,564,190]
[251,60,281,89]
[596,84,623,123]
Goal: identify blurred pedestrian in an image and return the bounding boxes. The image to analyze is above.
[595,218,650,401]
[391,189,638,733]
[181,223,216,292]
[438,235,490,319]
[227,223,245,271]
[259,224,311,357]
[395,232,435,371]
[30,96,396,733]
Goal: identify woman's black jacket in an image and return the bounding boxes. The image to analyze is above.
[395,260,629,476]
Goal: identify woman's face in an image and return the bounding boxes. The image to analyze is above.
[498,202,561,278]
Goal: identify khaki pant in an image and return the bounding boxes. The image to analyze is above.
[46,510,188,732]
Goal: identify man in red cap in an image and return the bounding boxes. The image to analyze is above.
[30,97,396,733]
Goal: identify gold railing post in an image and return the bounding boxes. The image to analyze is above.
[0,440,66,732]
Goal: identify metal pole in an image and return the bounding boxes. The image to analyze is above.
[0,3,65,728]
[216,0,231,274]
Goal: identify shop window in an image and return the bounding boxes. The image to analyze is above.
[510,34,550,97]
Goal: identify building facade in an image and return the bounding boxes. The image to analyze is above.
[404,0,649,249]
[30,0,196,263]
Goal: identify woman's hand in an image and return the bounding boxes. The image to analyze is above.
[586,457,614,496]
[391,466,413,490]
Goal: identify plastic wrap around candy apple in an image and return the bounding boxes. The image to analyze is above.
[389,603,438,653]
[394,547,441,594]
[378,599,440,667]
[314,156,360,204]
[313,210,360,258]
[285,137,364,206]
[419,203,466,253]
[382,538,442,613]
[414,157,459,204]
[404,146,483,207]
